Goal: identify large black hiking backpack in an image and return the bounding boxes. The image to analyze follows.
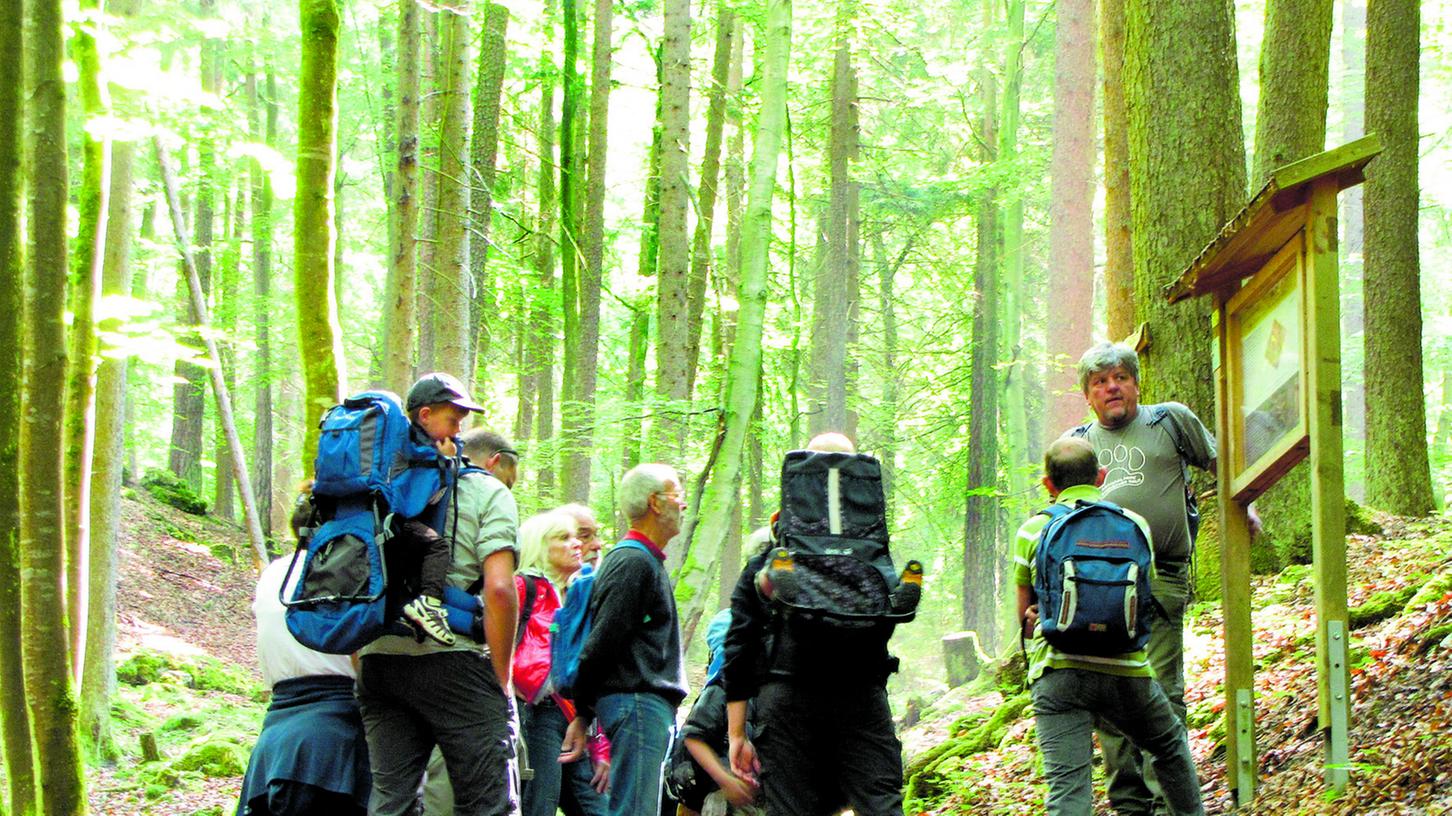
[766,450,923,628]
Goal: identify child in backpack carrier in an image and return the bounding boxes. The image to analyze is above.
[393,373,489,647]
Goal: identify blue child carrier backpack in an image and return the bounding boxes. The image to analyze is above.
[547,540,654,698]
[281,390,479,654]
[1032,499,1154,656]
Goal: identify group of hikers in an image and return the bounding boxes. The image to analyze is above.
[235,339,1217,816]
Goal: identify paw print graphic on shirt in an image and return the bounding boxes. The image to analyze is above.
[1099,444,1146,495]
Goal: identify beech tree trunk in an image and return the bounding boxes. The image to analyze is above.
[532,24,559,499]
[0,0,36,806]
[431,7,472,376]
[295,0,347,465]
[249,56,278,537]
[1364,0,1434,514]
[23,0,87,807]
[676,0,789,650]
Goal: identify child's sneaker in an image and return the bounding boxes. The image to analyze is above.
[403,595,456,646]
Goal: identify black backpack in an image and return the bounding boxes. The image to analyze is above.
[765,450,922,627]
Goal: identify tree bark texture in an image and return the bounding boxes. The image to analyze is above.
[676,0,789,651]
[562,0,613,503]
[654,0,693,456]
[997,0,1030,520]
[624,47,663,474]
[1100,0,1133,341]
[249,60,278,537]
[1363,0,1434,515]
[468,3,509,389]
[382,0,420,394]
[83,135,136,759]
[430,8,472,377]
[1047,0,1095,437]
[963,0,1000,647]
[416,13,441,374]
[23,0,88,807]
[809,30,858,439]
[685,9,736,398]
[532,32,559,500]
[295,0,347,467]
[1124,0,1245,421]
[0,0,36,805]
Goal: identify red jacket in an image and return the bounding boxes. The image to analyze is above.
[511,573,612,765]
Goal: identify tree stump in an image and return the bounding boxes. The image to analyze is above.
[942,631,981,687]
[140,731,161,762]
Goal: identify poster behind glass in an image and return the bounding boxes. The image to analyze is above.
[1235,257,1303,471]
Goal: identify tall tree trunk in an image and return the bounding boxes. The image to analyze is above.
[675,0,789,650]
[82,134,135,761]
[563,0,613,502]
[295,0,347,467]
[962,0,999,646]
[431,6,472,375]
[1124,0,1244,420]
[468,3,509,389]
[381,0,420,393]
[1363,0,1433,515]
[1248,0,1332,569]
[998,0,1030,527]
[653,0,692,456]
[624,47,663,474]
[168,159,206,492]
[65,0,112,679]
[1101,0,1133,340]
[1339,0,1366,498]
[559,0,584,422]
[533,28,559,500]
[873,231,903,506]
[809,15,857,439]
[1046,0,1094,436]
[215,183,243,523]
[416,13,441,374]
[23,0,87,806]
[684,8,736,397]
[0,0,36,806]
[249,55,278,538]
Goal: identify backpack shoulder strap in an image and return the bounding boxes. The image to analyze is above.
[1068,422,1092,439]
[515,574,538,646]
[1144,404,1193,463]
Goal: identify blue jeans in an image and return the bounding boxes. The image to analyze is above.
[1032,668,1203,816]
[522,699,606,816]
[595,692,674,816]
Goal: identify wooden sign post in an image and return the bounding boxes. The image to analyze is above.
[1166,135,1381,807]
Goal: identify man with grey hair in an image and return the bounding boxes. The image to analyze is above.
[1064,342,1216,816]
[561,464,688,816]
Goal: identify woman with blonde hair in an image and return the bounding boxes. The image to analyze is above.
[513,511,610,816]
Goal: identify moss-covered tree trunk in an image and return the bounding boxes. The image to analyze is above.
[676,0,789,650]
[1124,0,1244,421]
[249,55,277,536]
[560,0,612,503]
[381,0,419,393]
[1247,0,1332,569]
[0,0,36,807]
[82,131,136,761]
[295,0,346,467]
[23,0,87,808]
[653,0,692,456]
[1363,0,1434,515]
[1046,0,1093,436]
[1100,0,1133,341]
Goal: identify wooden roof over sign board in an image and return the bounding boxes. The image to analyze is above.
[1164,134,1383,304]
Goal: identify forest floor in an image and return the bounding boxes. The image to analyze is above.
[901,511,1452,815]
[90,489,1452,815]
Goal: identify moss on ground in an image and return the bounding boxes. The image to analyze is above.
[140,468,208,516]
[1349,584,1422,629]
[117,649,265,700]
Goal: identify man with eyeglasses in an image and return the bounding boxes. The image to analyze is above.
[561,464,689,816]
[557,503,603,567]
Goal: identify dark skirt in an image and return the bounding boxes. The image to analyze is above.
[236,675,370,816]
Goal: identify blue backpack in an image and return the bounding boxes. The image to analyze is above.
[548,541,654,698]
[1032,499,1153,657]
[281,391,480,654]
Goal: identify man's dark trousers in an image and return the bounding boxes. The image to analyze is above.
[754,679,902,816]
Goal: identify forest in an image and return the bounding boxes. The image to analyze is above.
[3,0,1452,811]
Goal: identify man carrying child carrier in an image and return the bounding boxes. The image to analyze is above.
[355,373,522,816]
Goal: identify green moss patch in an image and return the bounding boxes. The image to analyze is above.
[140,468,208,516]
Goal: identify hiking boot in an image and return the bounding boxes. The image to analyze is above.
[403,595,456,646]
